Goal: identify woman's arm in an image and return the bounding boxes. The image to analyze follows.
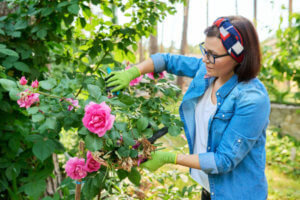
[150,53,204,78]
[136,57,155,75]
[176,154,201,170]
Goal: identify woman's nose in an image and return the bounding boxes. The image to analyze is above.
[202,55,209,64]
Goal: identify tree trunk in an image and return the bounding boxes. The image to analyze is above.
[289,0,293,27]
[177,0,190,90]
[253,0,257,27]
[45,154,63,198]
[206,0,209,27]
[139,38,144,62]
[149,28,158,55]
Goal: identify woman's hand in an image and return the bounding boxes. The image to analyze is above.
[105,66,141,92]
[140,151,177,172]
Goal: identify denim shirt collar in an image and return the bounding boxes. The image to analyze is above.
[217,74,238,98]
[205,73,239,99]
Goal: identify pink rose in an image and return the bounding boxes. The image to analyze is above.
[85,151,101,172]
[31,80,39,88]
[82,102,115,137]
[65,157,87,180]
[65,98,80,111]
[125,66,143,86]
[147,71,166,80]
[17,89,40,108]
[19,76,27,85]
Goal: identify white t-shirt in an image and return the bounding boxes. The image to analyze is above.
[190,84,217,193]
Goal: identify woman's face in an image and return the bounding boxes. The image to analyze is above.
[203,37,238,80]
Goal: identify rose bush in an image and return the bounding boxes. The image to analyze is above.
[0,0,184,199]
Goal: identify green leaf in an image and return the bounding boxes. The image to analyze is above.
[57,1,70,8]
[123,132,136,146]
[26,134,43,142]
[128,167,141,186]
[126,50,136,63]
[109,130,120,141]
[103,5,113,17]
[33,139,55,161]
[137,117,148,131]
[143,128,153,138]
[168,126,181,136]
[11,31,21,38]
[114,122,127,132]
[0,48,19,58]
[23,179,46,199]
[85,134,103,151]
[14,62,30,72]
[68,4,80,15]
[44,118,57,130]
[32,113,45,122]
[130,149,138,158]
[37,29,47,39]
[41,7,54,17]
[116,169,128,180]
[117,146,130,157]
[87,84,101,100]
[5,165,20,181]
[27,107,39,115]
[9,88,20,101]
[0,78,17,91]
[80,17,86,28]
[78,127,89,135]
[14,20,28,30]
[82,177,101,199]
[39,79,56,90]
[119,94,134,105]
[114,49,124,62]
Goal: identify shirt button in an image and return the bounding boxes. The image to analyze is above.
[218,102,220,105]
[222,114,225,118]
[238,139,241,143]
[211,192,214,195]
[208,146,211,150]
[216,92,219,96]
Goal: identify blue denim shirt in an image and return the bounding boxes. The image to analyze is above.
[150,53,271,200]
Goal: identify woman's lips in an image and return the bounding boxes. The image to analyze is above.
[206,66,214,70]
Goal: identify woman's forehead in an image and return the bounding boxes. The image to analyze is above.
[204,37,226,53]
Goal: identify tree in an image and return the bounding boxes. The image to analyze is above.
[177,0,190,90]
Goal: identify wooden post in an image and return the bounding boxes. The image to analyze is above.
[75,141,85,200]
[177,0,190,91]
[253,0,257,27]
[289,0,293,27]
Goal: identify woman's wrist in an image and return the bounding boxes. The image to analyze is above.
[136,57,155,75]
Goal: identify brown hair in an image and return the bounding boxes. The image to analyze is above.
[204,16,261,82]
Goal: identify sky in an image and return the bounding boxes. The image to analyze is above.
[154,0,300,49]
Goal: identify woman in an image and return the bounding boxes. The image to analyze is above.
[106,16,270,200]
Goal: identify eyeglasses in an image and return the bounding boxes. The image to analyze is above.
[199,42,230,64]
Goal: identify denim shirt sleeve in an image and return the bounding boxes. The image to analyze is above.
[198,87,271,174]
[150,53,204,77]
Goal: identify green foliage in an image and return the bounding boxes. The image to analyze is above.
[260,13,300,103]
[0,0,183,199]
[266,129,300,177]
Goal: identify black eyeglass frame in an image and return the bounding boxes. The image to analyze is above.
[199,42,230,64]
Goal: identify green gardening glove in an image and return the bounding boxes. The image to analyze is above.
[106,66,141,92]
[140,151,177,172]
